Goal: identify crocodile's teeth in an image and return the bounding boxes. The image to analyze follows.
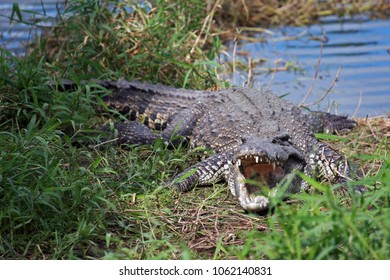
[255,156,259,163]
[237,159,241,166]
[272,162,276,171]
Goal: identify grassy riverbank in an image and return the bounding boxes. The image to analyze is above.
[0,0,389,259]
[210,0,390,28]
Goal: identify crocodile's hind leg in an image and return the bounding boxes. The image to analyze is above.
[100,121,160,145]
[99,101,207,146]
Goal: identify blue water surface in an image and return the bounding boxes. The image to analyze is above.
[0,0,64,56]
[223,15,390,117]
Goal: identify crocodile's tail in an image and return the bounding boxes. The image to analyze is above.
[99,79,211,130]
[306,111,357,134]
[47,78,212,130]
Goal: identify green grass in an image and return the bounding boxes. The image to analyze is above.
[0,0,389,259]
[34,0,223,88]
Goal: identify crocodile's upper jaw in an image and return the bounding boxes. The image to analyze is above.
[228,137,305,212]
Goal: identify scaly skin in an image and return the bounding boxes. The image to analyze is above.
[51,78,361,212]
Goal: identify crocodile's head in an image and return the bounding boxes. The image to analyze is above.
[228,135,305,213]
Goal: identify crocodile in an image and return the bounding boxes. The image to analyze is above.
[59,78,362,212]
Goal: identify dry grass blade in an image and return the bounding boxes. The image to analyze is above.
[303,65,342,108]
[174,206,256,250]
[232,36,238,85]
[352,90,364,118]
[299,31,326,107]
[191,0,222,54]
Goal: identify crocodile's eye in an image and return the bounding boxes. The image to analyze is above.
[272,134,292,146]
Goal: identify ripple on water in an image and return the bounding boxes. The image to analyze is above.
[224,15,390,117]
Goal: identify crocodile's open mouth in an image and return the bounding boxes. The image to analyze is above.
[229,137,305,212]
[235,154,285,191]
[229,153,289,212]
[231,153,300,212]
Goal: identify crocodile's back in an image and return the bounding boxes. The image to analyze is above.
[100,80,315,153]
[191,88,315,153]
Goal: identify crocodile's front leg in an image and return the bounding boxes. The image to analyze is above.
[168,152,231,192]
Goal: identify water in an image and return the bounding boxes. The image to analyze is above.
[223,15,390,117]
[0,0,64,56]
[1,2,389,117]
